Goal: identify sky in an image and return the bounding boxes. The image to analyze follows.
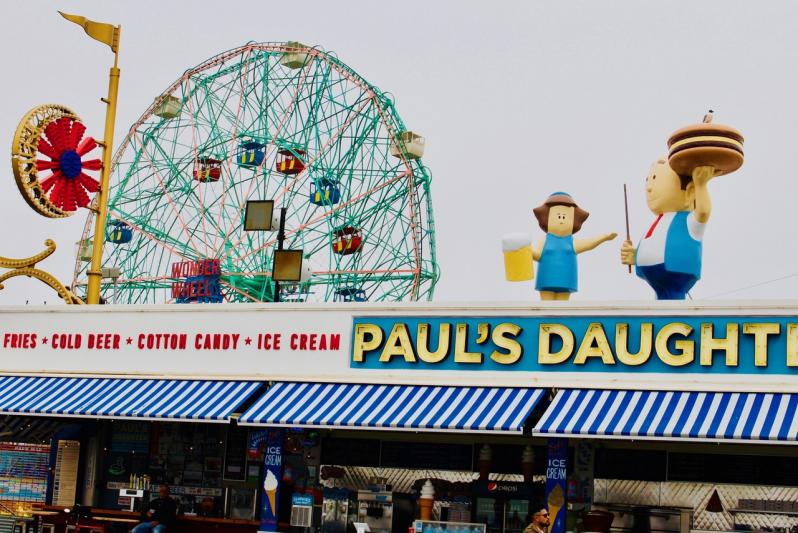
[1,0,797,305]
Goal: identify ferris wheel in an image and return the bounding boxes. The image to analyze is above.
[72,42,438,304]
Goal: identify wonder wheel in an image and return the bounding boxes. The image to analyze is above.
[72,42,438,304]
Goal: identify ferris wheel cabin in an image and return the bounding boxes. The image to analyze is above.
[390,131,425,160]
[154,94,182,120]
[193,158,222,182]
[107,220,133,244]
[275,149,306,175]
[310,179,341,206]
[332,226,363,255]
[280,41,310,69]
[334,287,367,302]
[237,141,266,168]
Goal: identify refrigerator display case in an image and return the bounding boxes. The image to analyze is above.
[472,481,542,533]
[415,519,487,533]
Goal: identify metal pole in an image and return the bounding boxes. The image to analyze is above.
[87,41,121,304]
[273,207,287,303]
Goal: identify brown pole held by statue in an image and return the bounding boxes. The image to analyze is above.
[624,184,631,274]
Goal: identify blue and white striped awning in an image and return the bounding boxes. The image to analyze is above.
[534,389,798,444]
[239,382,545,434]
[0,376,263,422]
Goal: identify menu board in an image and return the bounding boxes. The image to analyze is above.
[110,420,150,453]
[381,441,472,471]
[668,453,798,486]
[53,440,80,506]
[320,437,380,467]
[594,449,666,481]
[0,443,49,502]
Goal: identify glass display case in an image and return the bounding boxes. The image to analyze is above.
[414,519,487,533]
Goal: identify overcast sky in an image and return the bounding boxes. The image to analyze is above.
[1,0,796,305]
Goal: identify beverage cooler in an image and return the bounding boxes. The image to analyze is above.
[415,519,487,533]
[472,481,542,533]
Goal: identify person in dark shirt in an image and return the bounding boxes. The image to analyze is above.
[132,485,177,533]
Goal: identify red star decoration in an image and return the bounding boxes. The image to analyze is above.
[42,337,48,344]
[245,337,252,345]
[126,337,133,345]
[36,116,101,212]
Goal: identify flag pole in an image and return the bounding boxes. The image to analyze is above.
[86,26,121,304]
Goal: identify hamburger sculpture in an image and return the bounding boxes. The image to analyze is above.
[620,111,744,299]
[667,111,744,177]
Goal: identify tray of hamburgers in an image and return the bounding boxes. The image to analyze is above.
[667,112,744,177]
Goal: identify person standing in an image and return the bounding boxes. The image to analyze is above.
[524,505,550,533]
[132,485,177,533]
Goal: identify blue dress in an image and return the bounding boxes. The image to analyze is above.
[536,234,577,293]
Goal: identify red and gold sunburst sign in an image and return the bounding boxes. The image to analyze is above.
[11,104,101,218]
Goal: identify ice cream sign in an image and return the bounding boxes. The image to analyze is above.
[350,316,798,374]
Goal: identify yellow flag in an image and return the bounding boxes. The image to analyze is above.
[59,11,119,52]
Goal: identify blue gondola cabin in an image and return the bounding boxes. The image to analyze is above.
[332,226,363,255]
[310,179,341,206]
[193,158,222,182]
[108,221,132,244]
[237,141,265,168]
[275,149,305,175]
[334,287,367,302]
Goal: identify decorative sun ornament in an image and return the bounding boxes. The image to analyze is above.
[12,104,102,218]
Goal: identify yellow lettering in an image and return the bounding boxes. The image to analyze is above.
[417,323,450,363]
[490,323,522,365]
[574,323,615,365]
[476,323,490,344]
[454,323,482,363]
[538,324,574,364]
[788,324,798,367]
[700,323,739,367]
[615,323,652,366]
[352,324,383,362]
[379,323,416,363]
[743,323,780,367]
[655,323,694,366]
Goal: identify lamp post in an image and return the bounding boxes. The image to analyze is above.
[244,200,304,303]
[58,12,122,305]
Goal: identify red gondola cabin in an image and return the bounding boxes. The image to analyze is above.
[194,158,222,182]
[275,149,305,175]
[332,226,363,255]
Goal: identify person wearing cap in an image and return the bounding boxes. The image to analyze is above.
[523,505,550,533]
[532,192,617,300]
[620,160,713,299]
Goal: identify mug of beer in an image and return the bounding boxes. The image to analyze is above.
[502,233,534,281]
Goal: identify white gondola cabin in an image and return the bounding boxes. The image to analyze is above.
[390,131,425,160]
[280,41,310,69]
[154,95,182,119]
[76,239,93,262]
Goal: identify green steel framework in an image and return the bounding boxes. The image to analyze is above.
[72,43,438,304]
